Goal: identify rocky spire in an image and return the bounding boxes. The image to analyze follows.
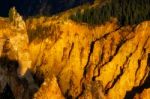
[9,7,26,30]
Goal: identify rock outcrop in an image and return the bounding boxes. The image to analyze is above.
[0,13,150,98]
[26,17,150,99]
[0,8,37,99]
[9,7,26,30]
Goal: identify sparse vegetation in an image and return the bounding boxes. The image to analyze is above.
[27,22,61,43]
[70,0,150,26]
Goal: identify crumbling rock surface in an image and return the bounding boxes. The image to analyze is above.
[26,17,150,99]
[0,14,150,99]
[0,10,37,99]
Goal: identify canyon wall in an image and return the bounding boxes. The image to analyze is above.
[0,15,150,99]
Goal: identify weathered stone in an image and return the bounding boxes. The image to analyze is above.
[33,76,64,99]
[0,13,150,99]
[9,7,26,30]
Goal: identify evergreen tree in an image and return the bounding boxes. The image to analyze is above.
[70,0,150,26]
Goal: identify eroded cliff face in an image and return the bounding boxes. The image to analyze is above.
[0,14,150,99]
[0,9,37,99]
[26,17,150,99]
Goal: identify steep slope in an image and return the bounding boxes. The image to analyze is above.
[26,17,150,99]
[0,11,150,99]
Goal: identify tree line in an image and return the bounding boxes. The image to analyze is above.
[70,0,150,26]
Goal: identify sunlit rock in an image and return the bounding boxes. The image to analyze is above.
[9,7,26,30]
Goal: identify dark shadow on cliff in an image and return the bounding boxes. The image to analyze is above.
[125,74,150,99]
[0,56,43,99]
[0,84,15,99]
[125,53,150,99]
[0,56,18,71]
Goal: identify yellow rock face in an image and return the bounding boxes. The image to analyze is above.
[34,76,64,99]
[0,17,31,77]
[27,17,119,98]
[26,16,150,99]
[0,15,150,99]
